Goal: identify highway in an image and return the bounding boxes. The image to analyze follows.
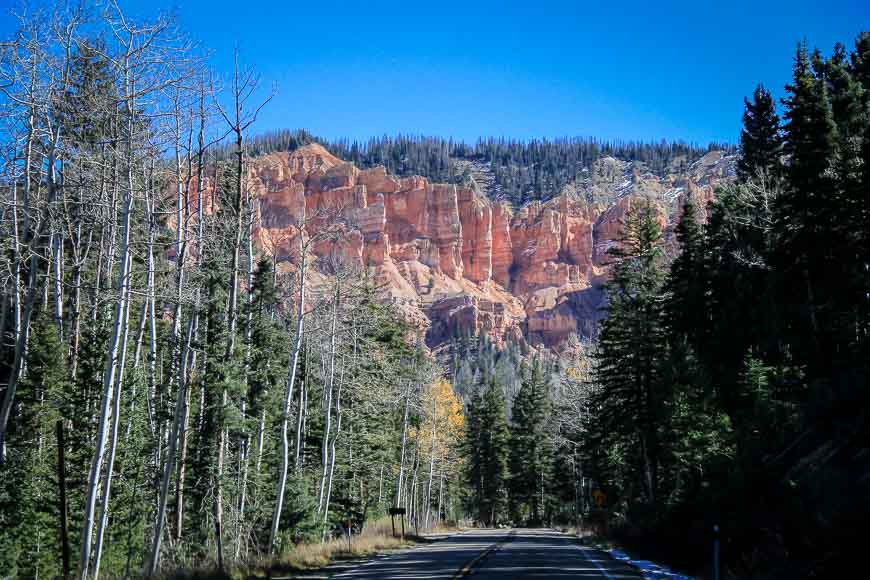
[331,528,642,579]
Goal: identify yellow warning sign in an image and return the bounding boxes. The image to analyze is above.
[592,489,606,508]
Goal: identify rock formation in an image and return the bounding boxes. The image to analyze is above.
[212,143,735,350]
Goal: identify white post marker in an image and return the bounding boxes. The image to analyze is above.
[713,524,720,580]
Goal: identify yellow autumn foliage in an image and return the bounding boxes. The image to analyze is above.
[408,378,465,472]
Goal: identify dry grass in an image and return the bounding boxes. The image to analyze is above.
[270,522,410,571]
[239,517,416,578]
[160,518,438,579]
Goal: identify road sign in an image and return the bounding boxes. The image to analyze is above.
[592,489,606,508]
[389,507,406,516]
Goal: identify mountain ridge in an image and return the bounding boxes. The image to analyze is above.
[198,141,736,349]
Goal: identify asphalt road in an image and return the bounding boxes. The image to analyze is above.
[331,528,642,579]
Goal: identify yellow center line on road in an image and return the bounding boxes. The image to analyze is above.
[451,530,516,579]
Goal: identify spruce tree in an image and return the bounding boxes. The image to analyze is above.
[777,41,840,374]
[737,84,783,180]
[592,201,667,505]
[464,379,509,526]
[508,361,553,524]
[664,195,707,353]
[0,315,70,576]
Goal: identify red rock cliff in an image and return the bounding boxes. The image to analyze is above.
[225,143,734,349]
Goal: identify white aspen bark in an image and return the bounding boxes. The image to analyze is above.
[168,94,188,399]
[48,10,77,340]
[323,320,355,534]
[92,253,134,579]
[254,407,267,476]
[213,398,227,570]
[131,297,149,370]
[67,160,93,379]
[437,459,445,526]
[78,44,137,580]
[424,396,438,529]
[104,161,119,299]
[211,53,257,569]
[173,342,195,542]
[69,256,83,377]
[146,316,195,577]
[78,157,134,580]
[0,85,38,463]
[394,382,413,507]
[175,83,208,543]
[317,282,340,513]
[0,177,24,464]
[293,379,305,468]
[321,369,344,532]
[235,177,256,560]
[269,235,306,553]
[408,443,420,528]
[147,169,160,464]
[52,227,64,338]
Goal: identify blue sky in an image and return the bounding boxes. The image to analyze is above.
[2,0,868,144]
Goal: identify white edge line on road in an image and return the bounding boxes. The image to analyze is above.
[574,543,617,580]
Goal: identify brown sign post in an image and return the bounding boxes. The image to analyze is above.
[389,507,407,539]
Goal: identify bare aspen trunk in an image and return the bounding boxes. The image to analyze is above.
[147,316,196,576]
[78,45,137,579]
[67,159,93,379]
[51,227,64,338]
[317,282,340,513]
[394,382,413,508]
[175,83,209,543]
[377,464,384,506]
[0,88,38,463]
[323,321,356,533]
[321,369,344,531]
[424,396,438,529]
[293,380,305,468]
[437,460,445,526]
[269,237,306,553]
[235,173,256,559]
[0,177,25,464]
[254,407,267,475]
[79,181,134,580]
[92,255,134,578]
[69,256,84,378]
[408,442,420,528]
[173,354,193,542]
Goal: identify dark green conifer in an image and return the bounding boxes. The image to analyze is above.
[664,195,707,352]
[737,84,783,180]
[593,201,667,504]
[0,315,70,576]
[464,379,510,526]
[508,361,553,524]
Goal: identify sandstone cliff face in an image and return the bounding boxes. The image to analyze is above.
[231,143,734,349]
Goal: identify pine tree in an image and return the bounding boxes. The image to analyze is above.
[664,195,707,353]
[737,84,783,180]
[777,41,841,374]
[592,201,667,505]
[0,314,70,576]
[508,361,553,524]
[188,256,238,550]
[464,379,509,526]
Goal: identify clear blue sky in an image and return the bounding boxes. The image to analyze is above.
[3,0,868,144]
